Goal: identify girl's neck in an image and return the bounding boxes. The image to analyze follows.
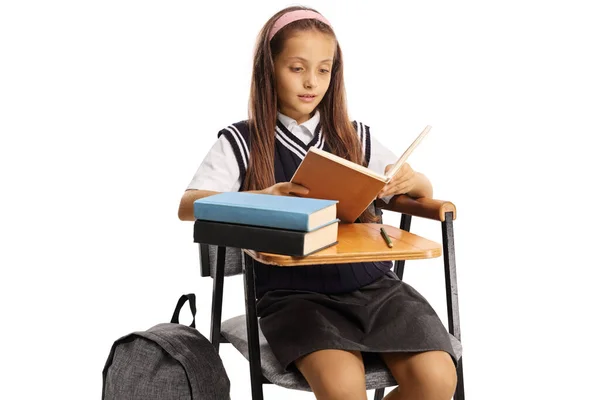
[278,109,316,125]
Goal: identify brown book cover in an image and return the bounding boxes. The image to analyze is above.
[291,126,431,223]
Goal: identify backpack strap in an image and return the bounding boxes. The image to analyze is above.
[170,293,197,328]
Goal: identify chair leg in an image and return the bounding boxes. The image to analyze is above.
[243,254,264,400]
[441,211,465,399]
[210,246,226,352]
[199,243,210,276]
[394,214,412,279]
[454,359,465,400]
[373,388,385,400]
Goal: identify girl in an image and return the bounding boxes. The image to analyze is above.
[179,6,457,400]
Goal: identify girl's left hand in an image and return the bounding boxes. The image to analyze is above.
[378,163,417,198]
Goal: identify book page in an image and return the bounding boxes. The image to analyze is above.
[306,147,387,181]
[384,125,432,181]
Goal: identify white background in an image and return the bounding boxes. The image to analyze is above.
[1,0,598,399]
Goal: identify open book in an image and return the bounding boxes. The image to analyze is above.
[290,125,431,223]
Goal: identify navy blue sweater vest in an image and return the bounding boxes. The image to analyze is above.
[218,119,392,298]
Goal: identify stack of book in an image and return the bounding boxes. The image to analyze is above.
[193,192,340,256]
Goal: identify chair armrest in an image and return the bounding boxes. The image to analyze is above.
[375,195,457,222]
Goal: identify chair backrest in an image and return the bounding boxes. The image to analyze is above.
[199,244,244,278]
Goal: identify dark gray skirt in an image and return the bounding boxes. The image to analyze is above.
[256,269,457,372]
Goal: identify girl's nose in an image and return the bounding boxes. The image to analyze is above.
[304,74,318,89]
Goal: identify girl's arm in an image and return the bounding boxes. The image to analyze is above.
[369,134,433,200]
[179,136,241,221]
[178,182,309,221]
[178,189,220,221]
[405,171,433,199]
[378,163,433,199]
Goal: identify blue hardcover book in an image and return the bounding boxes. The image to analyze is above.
[193,192,338,232]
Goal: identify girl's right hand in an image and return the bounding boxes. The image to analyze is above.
[259,182,309,196]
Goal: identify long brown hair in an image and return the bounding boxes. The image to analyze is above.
[246,6,378,222]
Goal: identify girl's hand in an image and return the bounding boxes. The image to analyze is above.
[260,182,309,196]
[378,163,417,198]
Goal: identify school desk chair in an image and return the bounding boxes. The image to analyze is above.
[194,194,465,400]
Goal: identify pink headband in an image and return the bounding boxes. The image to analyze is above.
[268,10,332,41]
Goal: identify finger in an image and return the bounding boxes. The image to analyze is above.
[380,183,409,197]
[378,187,395,198]
[393,178,411,188]
[389,171,411,183]
[395,182,413,195]
[379,183,392,197]
[288,183,309,195]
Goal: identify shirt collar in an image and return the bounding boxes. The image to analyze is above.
[277,110,320,135]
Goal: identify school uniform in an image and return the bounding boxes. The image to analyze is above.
[187,111,457,372]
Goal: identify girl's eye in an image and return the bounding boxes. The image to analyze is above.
[289,67,330,73]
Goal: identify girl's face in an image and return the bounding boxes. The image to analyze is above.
[273,30,336,124]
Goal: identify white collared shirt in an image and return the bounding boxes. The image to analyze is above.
[186,111,398,198]
[276,110,321,145]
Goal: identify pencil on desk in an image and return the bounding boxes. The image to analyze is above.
[380,227,393,248]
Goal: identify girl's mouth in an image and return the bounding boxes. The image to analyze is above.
[298,94,316,102]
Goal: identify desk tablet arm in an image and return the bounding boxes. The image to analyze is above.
[375,194,457,222]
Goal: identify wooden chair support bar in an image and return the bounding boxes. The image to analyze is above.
[375,195,457,221]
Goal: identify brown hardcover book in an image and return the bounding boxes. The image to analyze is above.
[291,125,431,223]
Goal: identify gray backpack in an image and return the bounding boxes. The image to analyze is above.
[102,294,230,399]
